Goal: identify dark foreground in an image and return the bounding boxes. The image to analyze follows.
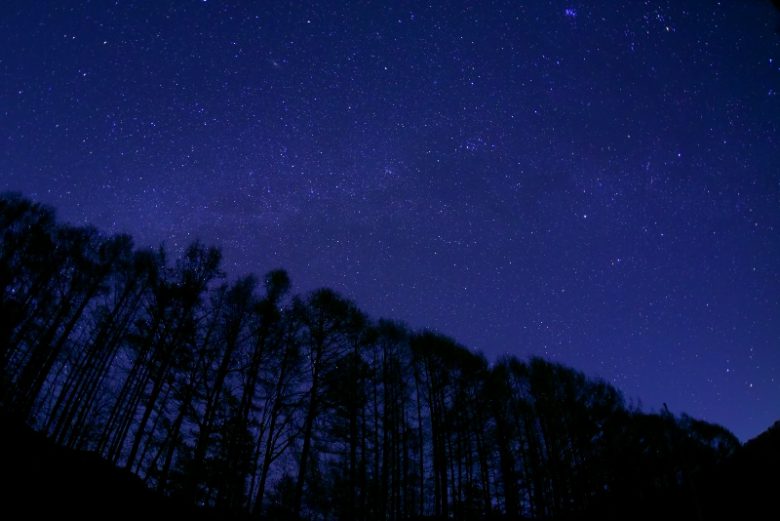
[2,411,778,521]
[1,412,233,521]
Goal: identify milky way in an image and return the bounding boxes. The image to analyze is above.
[1,1,779,440]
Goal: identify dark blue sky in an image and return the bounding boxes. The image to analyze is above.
[1,0,778,440]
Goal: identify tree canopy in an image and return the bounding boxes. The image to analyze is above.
[0,193,751,520]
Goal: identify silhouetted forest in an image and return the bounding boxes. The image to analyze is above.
[0,193,776,520]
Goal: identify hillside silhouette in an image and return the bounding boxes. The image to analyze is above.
[0,193,776,520]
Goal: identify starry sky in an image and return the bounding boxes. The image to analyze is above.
[1,0,779,441]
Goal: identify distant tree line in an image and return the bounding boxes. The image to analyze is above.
[0,193,741,520]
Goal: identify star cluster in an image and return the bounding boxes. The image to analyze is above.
[1,0,779,440]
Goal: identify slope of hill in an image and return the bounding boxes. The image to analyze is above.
[0,411,233,521]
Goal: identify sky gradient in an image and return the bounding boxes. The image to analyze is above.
[1,0,778,441]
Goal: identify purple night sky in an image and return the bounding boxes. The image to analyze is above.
[1,1,778,440]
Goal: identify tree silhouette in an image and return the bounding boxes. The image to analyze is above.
[0,193,771,521]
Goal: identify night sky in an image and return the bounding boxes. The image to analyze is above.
[1,0,778,441]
